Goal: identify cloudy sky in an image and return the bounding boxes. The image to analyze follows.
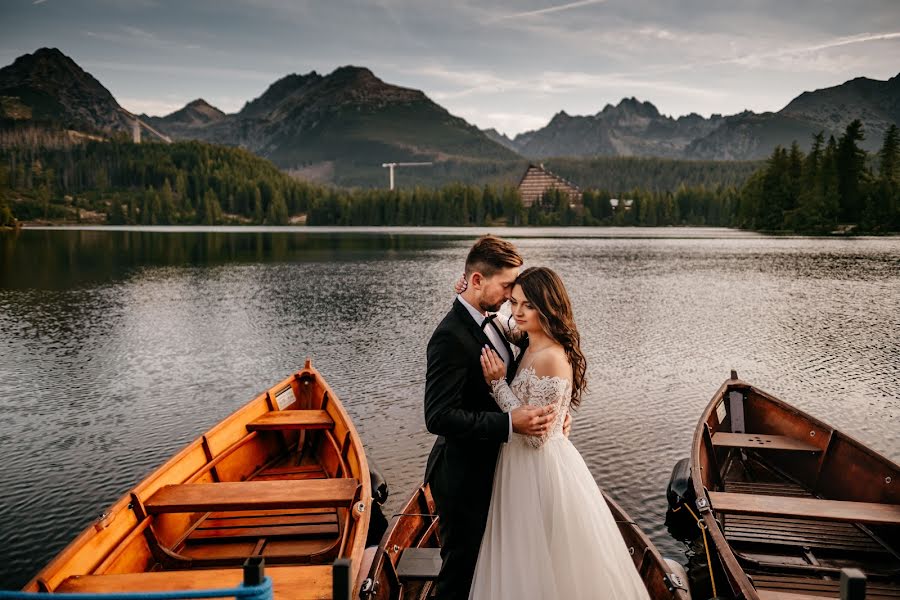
[2,0,899,135]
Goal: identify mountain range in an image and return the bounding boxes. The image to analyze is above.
[490,75,900,160]
[1,48,898,186]
[485,98,726,159]
[141,65,519,179]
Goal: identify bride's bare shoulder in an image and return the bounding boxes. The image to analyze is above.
[530,347,572,380]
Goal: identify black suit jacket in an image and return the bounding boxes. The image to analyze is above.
[424,299,520,505]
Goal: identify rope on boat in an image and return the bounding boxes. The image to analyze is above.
[671,503,718,597]
[0,577,274,600]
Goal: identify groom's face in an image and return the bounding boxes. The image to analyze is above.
[478,267,519,313]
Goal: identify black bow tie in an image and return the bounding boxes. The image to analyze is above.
[481,313,498,329]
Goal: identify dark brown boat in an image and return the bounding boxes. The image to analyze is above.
[359,483,692,599]
[23,360,372,600]
[689,371,900,599]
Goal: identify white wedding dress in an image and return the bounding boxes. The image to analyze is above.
[468,366,652,600]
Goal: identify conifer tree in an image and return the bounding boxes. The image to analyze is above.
[820,136,841,230]
[108,196,126,225]
[253,187,264,224]
[266,190,289,225]
[875,124,899,230]
[199,188,222,225]
[790,132,825,231]
[836,120,868,223]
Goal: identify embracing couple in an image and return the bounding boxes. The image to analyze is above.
[424,235,651,600]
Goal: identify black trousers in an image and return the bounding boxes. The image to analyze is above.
[430,469,492,600]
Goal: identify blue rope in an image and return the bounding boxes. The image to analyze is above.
[0,577,273,600]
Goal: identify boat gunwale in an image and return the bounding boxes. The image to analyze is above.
[601,490,692,600]
[25,361,371,595]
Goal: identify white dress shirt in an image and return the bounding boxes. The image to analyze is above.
[457,294,514,440]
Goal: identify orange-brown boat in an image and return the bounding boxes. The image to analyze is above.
[359,483,692,600]
[690,371,900,599]
[24,360,371,600]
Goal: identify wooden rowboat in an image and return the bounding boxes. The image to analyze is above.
[24,360,371,600]
[690,371,900,599]
[359,483,691,600]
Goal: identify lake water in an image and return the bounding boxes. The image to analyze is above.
[1,226,898,589]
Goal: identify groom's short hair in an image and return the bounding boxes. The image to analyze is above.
[465,235,523,278]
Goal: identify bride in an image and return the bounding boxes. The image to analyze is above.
[468,266,651,600]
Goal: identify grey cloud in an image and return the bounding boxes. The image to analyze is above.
[1,0,897,133]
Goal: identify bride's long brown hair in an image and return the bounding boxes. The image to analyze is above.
[516,267,587,408]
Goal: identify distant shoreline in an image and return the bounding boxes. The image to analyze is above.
[7,223,898,238]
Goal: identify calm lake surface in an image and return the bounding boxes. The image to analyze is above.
[1,226,898,588]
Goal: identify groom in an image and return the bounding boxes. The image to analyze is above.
[424,235,559,599]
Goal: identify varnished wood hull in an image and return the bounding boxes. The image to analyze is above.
[690,373,900,599]
[361,483,690,600]
[25,360,371,600]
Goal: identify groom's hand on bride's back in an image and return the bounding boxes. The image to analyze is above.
[511,404,556,436]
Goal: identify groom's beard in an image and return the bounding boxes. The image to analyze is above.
[480,298,506,313]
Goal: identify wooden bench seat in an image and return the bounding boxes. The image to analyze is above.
[254,464,327,481]
[724,480,812,497]
[246,410,334,431]
[145,478,358,514]
[724,514,888,553]
[57,565,333,600]
[712,432,820,452]
[396,547,442,581]
[708,492,900,526]
[187,509,339,542]
[756,591,828,600]
[753,573,900,600]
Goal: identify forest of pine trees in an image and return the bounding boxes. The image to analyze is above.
[0,140,317,226]
[1,121,897,232]
[736,121,899,232]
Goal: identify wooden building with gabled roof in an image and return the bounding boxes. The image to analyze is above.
[517,163,582,208]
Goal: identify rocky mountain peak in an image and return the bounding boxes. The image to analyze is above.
[186,98,214,109]
[2,47,116,104]
[329,65,378,84]
[156,98,226,126]
[323,65,425,107]
[548,110,572,124]
[0,47,124,132]
[615,96,661,119]
[239,72,323,117]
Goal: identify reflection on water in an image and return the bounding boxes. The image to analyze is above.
[1,227,898,589]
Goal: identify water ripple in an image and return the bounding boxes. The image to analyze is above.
[1,229,898,587]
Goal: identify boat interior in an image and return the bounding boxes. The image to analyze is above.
[699,381,900,599]
[363,485,689,600]
[365,485,441,600]
[33,367,369,596]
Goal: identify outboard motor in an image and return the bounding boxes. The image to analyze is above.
[365,460,390,547]
[665,457,700,541]
[370,459,389,506]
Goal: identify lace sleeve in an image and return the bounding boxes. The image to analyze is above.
[523,376,571,449]
[490,379,523,412]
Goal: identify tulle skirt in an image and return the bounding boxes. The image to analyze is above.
[468,435,652,600]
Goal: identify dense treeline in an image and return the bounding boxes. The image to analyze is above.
[1,123,897,232]
[303,184,740,227]
[306,184,527,226]
[544,156,761,192]
[736,121,899,232]
[0,140,316,225]
[328,156,760,191]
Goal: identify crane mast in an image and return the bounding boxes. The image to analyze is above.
[381,162,433,190]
